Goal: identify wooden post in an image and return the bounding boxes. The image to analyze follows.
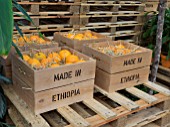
[150,0,167,82]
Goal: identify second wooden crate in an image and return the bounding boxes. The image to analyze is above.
[83,41,152,92]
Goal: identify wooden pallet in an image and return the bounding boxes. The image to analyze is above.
[14,15,80,27]
[80,14,144,27]
[14,2,80,16]
[80,3,145,14]
[18,0,81,2]
[1,81,170,127]
[81,0,146,3]
[157,65,170,88]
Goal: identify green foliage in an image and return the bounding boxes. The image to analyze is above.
[143,8,170,60]
[0,0,13,56]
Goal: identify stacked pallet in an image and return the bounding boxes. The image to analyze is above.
[1,81,170,127]
[79,0,145,43]
[13,0,80,36]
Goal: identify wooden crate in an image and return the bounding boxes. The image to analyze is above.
[2,81,170,127]
[83,41,152,74]
[13,34,59,51]
[12,46,96,92]
[12,74,94,114]
[54,30,111,52]
[95,66,150,92]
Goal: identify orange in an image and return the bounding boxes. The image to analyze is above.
[84,31,92,38]
[18,36,29,43]
[23,54,30,62]
[67,33,74,39]
[38,38,46,44]
[48,52,61,63]
[59,49,71,60]
[41,58,50,67]
[91,36,98,39]
[27,58,41,68]
[13,39,17,44]
[30,35,39,42]
[34,52,46,61]
[66,55,79,63]
[74,34,84,40]
[50,63,60,68]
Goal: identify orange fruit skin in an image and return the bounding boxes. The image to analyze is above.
[59,50,71,60]
[18,36,30,43]
[66,55,79,63]
[48,52,61,63]
[50,63,60,68]
[23,54,30,62]
[38,38,46,44]
[27,58,41,68]
[34,52,46,61]
[30,35,39,41]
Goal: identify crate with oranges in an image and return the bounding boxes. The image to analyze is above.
[11,46,96,114]
[13,34,58,51]
[83,41,152,93]
[54,30,111,52]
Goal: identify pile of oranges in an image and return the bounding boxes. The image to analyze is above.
[13,34,51,47]
[22,49,85,70]
[95,43,141,56]
[65,31,98,40]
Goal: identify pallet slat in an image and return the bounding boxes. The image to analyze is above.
[83,99,116,120]
[125,107,169,127]
[95,86,139,111]
[8,105,30,127]
[144,81,170,96]
[126,87,158,104]
[1,85,50,127]
[57,106,90,127]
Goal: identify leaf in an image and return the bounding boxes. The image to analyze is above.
[0,86,6,119]
[0,0,13,55]
[0,74,12,84]
[142,29,151,39]
[13,1,34,24]
[162,36,170,44]
[14,22,24,37]
[12,41,23,59]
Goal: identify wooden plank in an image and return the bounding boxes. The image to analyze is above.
[8,105,30,127]
[70,103,92,118]
[144,81,170,96]
[143,123,160,127]
[83,99,116,120]
[125,107,169,127]
[1,85,50,127]
[157,73,170,84]
[95,86,139,111]
[158,65,170,77]
[65,93,168,127]
[57,106,90,127]
[126,87,158,104]
[42,111,68,127]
